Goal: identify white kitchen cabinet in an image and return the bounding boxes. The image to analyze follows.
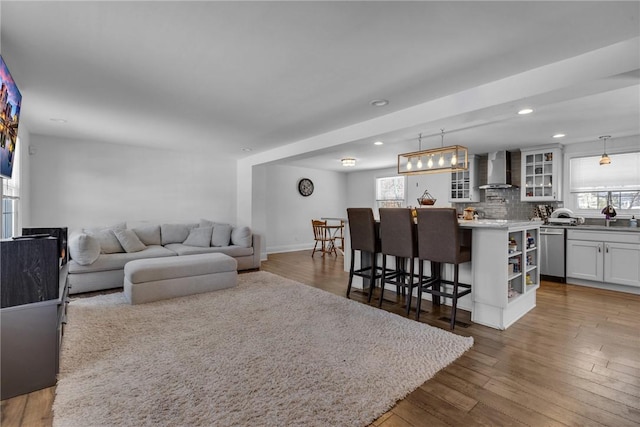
[449,155,479,202]
[566,240,602,282]
[566,230,640,289]
[605,242,640,287]
[520,146,563,201]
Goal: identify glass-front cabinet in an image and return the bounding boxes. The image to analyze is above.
[449,155,479,202]
[521,146,563,201]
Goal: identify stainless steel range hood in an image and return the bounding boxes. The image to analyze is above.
[479,151,515,189]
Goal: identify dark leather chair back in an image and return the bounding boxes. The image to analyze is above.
[416,208,470,264]
[379,208,417,258]
[347,208,378,253]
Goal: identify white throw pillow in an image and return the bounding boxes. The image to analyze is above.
[68,232,101,265]
[132,224,161,246]
[231,226,252,248]
[84,223,126,254]
[211,223,232,247]
[113,228,147,253]
[183,227,213,248]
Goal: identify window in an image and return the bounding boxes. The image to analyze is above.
[375,176,405,208]
[1,138,20,238]
[569,152,640,214]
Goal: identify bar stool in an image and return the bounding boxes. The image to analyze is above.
[378,208,418,316]
[416,208,472,329]
[346,208,382,303]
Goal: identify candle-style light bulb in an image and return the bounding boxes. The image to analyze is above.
[451,153,457,165]
[407,158,412,170]
[438,155,445,167]
[427,156,433,168]
[417,157,423,168]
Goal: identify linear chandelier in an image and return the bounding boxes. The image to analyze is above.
[397,130,468,175]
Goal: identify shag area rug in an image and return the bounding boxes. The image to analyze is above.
[53,271,473,427]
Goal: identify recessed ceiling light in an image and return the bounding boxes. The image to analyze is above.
[49,118,67,123]
[370,99,389,107]
[517,108,533,115]
[552,133,566,139]
[374,141,384,146]
[241,148,252,152]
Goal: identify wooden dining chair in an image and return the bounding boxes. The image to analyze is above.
[311,220,337,257]
[335,220,345,252]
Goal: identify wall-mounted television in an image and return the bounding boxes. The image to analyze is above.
[0,55,22,180]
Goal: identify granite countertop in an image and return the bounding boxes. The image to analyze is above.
[458,219,541,229]
[542,223,640,233]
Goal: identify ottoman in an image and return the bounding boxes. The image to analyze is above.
[124,253,238,304]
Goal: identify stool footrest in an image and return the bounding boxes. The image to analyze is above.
[424,278,471,299]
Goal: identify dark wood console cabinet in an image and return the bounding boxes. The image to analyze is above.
[1,236,69,400]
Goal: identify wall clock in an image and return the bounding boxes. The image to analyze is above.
[298,178,314,197]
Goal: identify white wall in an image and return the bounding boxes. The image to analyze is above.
[29,135,237,230]
[264,165,347,253]
[346,167,452,216]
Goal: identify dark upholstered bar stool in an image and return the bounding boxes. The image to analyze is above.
[346,208,383,302]
[378,208,418,315]
[416,208,472,329]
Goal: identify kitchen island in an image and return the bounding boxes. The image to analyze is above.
[344,219,541,330]
[460,219,541,329]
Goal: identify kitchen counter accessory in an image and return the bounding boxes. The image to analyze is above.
[417,189,436,206]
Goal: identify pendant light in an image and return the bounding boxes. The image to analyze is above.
[398,129,468,174]
[599,135,611,166]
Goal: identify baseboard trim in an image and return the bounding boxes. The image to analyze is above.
[267,243,314,254]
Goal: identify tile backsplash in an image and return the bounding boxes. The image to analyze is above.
[452,151,562,220]
[454,187,562,220]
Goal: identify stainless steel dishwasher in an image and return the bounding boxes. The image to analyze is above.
[540,227,566,282]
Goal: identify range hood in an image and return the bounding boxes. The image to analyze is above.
[479,151,515,189]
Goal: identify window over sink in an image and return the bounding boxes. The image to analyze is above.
[569,152,640,215]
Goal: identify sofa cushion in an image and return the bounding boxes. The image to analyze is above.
[164,243,254,258]
[212,223,232,247]
[132,224,161,246]
[231,226,252,248]
[114,228,147,253]
[68,245,177,274]
[84,223,126,254]
[68,232,101,266]
[183,227,212,248]
[125,253,237,284]
[161,223,191,245]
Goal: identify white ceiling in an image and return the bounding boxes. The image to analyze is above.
[1,1,639,172]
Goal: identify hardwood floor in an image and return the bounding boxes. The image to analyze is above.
[3,250,639,426]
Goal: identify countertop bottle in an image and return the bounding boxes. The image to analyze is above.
[630,216,637,228]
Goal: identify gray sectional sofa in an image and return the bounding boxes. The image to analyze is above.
[67,220,261,294]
